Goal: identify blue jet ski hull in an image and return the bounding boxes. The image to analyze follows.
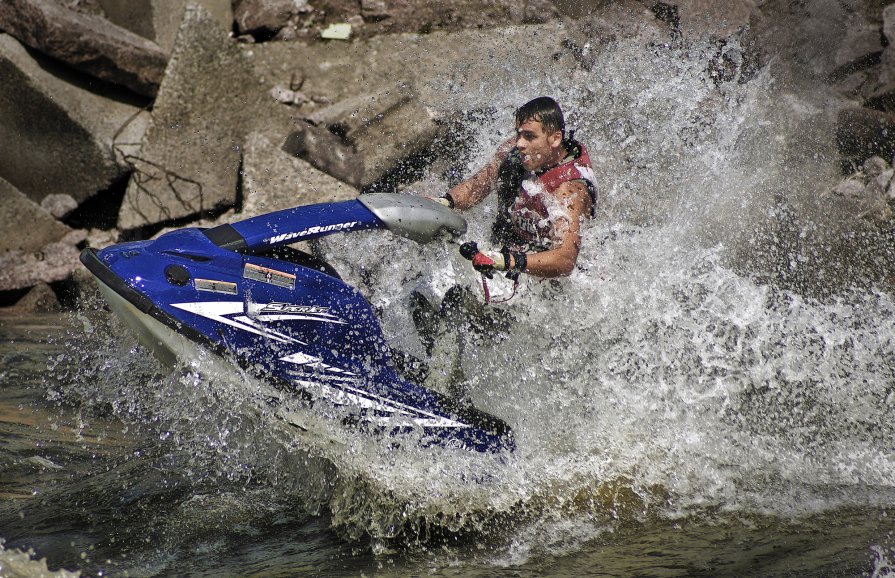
[80,194,514,453]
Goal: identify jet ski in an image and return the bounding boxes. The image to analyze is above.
[80,193,514,453]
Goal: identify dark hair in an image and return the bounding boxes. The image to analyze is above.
[514,97,565,137]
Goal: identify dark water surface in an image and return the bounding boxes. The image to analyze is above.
[1,312,893,577]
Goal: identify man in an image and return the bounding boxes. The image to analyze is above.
[436,96,598,282]
[411,97,598,401]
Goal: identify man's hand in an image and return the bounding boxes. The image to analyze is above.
[472,251,507,276]
[459,242,507,278]
[425,194,454,208]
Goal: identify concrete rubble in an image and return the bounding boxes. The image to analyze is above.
[2,0,895,305]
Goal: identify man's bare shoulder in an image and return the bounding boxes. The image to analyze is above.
[555,179,591,209]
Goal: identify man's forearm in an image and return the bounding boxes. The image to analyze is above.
[448,163,497,210]
[519,248,578,278]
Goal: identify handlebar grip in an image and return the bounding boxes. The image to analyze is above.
[459,241,479,260]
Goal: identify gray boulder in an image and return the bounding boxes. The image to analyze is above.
[40,194,79,219]
[282,122,365,187]
[0,177,73,253]
[234,0,311,37]
[862,4,895,112]
[97,0,233,54]
[836,107,895,164]
[828,155,895,224]
[118,3,277,230]
[0,0,168,97]
[242,132,357,217]
[673,0,759,40]
[0,229,87,291]
[0,33,143,205]
[304,84,441,187]
[5,282,62,314]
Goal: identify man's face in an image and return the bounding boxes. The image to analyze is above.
[515,118,562,172]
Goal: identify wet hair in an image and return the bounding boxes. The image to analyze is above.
[514,96,565,137]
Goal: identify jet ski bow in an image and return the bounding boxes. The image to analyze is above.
[80,193,514,453]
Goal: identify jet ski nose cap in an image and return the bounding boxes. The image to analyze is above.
[359,193,467,243]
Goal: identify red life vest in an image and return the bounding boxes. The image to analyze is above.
[506,144,597,252]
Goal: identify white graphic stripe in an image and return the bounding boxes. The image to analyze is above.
[171,301,302,344]
[294,379,469,429]
[280,351,357,376]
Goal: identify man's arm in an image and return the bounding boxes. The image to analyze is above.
[516,180,592,278]
[447,138,515,210]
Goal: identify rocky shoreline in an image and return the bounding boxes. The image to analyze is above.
[2,0,895,313]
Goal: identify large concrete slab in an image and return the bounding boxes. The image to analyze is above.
[0,177,73,253]
[0,33,142,205]
[118,3,281,230]
[241,132,357,217]
[97,0,233,54]
[0,0,168,97]
[306,84,441,186]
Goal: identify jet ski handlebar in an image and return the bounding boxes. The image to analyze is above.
[203,193,467,252]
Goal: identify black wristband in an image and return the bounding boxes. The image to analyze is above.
[503,249,527,281]
[441,193,455,209]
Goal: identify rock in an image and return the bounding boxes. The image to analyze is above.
[833,23,883,69]
[246,22,587,188]
[0,177,73,253]
[0,230,87,291]
[658,0,758,41]
[234,0,311,36]
[305,87,413,136]
[243,22,582,189]
[865,6,895,113]
[118,3,279,231]
[247,21,575,130]
[270,84,309,105]
[64,0,106,17]
[85,228,120,251]
[876,168,894,191]
[829,165,894,225]
[282,122,365,187]
[304,85,440,186]
[831,177,866,199]
[40,194,79,220]
[112,109,152,167]
[96,0,232,54]
[360,0,389,21]
[836,107,895,165]
[0,0,168,97]
[8,282,61,313]
[241,132,356,216]
[884,3,895,46]
[862,155,889,178]
[338,0,560,39]
[351,97,441,187]
[0,33,142,205]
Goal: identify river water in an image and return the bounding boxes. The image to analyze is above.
[4,4,895,576]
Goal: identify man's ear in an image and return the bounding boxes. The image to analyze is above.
[549,130,564,148]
